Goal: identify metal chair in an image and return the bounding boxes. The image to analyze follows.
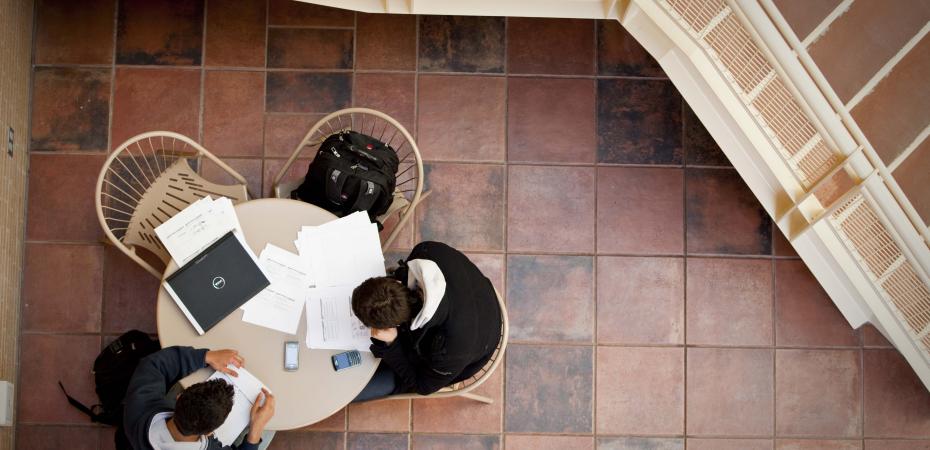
[270,108,426,250]
[373,288,509,404]
[95,131,251,279]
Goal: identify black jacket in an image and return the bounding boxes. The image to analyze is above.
[123,346,259,450]
[371,241,502,395]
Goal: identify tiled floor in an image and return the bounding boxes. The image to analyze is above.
[19,1,930,449]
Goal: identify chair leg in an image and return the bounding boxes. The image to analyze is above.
[459,392,494,404]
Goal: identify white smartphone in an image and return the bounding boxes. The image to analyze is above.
[284,341,299,371]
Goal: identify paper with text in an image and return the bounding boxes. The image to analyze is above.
[207,365,269,447]
[154,196,244,265]
[305,285,372,351]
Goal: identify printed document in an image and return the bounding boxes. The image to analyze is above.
[305,285,372,351]
[240,244,310,334]
[207,365,269,447]
[154,196,244,265]
[295,211,385,287]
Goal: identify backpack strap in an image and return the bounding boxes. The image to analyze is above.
[349,180,381,213]
[324,167,351,205]
[58,381,102,422]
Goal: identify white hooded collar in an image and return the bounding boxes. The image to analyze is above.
[406,259,447,330]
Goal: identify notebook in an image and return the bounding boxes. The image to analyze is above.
[163,231,270,335]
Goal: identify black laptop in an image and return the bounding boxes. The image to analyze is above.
[164,231,270,335]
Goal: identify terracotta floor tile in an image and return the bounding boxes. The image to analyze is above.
[266,72,352,113]
[268,28,353,69]
[200,158,263,200]
[864,440,930,449]
[596,167,684,254]
[263,114,324,158]
[16,425,101,450]
[354,73,416,137]
[417,75,505,162]
[271,430,344,450]
[347,399,410,432]
[859,324,892,348]
[412,367,502,433]
[776,349,862,437]
[597,78,682,164]
[597,346,684,435]
[687,257,773,346]
[34,0,115,64]
[597,20,665,77]
[357,13,417,70]
[102,245,159,333]
[116,0,204,65]
[506,435,594,450]
[27,153,106,242]
[111,68,201,147]
[466,253,504,295]
[864,349,930,437]
[23,243,103,333]
[774,226,799,257]
[507,18,595,75]
[413,434,500,450]
[203,71,264,157]
[204,0,265,67]
[300,408,346,431]
[597,437,683,450]
[686,169,773,255]
[30,67,110,152]
[505,344,593,433]
[268,0,354,26]
[775,440,862,450]
[774,0,841,42]
[380,211,415,251]
[507,255,594,343]
[415,163,505,251]
[688,439,773,450]
[348,432,409,450]
[776,260,859,347]
[687,348,773,436]
[892,137,930,225]
[683,103,730,167]
[263,157,310,198]
[507,165,596,253]
[507,78,596,163]
[597,256,684,345]
[418,16,505,73]
[17,334,101,423]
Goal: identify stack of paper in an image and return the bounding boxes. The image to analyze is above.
[208,365,269,447]
[296,211,385,351]
[154,196,244,266]
[239,244,312,335]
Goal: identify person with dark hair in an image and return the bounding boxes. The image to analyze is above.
[352,241,502,401]
[123,346,275,450]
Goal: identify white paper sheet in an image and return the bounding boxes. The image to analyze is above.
[295,211,385,287]
[154,196,244,265]
[240,244,312,334]
[305,285,372,351]
[207,365,269,447]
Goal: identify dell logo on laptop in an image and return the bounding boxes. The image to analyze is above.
[212,276,226,290]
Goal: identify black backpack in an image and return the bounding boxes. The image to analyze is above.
[59,330,159,448]
[292,131,400,223]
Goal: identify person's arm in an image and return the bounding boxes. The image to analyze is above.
[234,388,275,449]
[370,331,465,395]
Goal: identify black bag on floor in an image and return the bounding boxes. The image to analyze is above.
[59,330,159,449]
[292,130,400,223]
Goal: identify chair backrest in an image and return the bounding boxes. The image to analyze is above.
[271,108,424,250]
[386,287,509,400]
[95,131,250,278]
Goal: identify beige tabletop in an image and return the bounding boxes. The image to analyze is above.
[156,198,379,430]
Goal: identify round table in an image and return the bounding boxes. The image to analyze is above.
[156,198,379,430]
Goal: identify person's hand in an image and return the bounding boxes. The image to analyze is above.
[205,349,244,377]
[371,327,398,344]
[246,388,275,444]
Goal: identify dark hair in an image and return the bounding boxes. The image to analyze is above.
[173,379,234,436]
[352,277,420,328]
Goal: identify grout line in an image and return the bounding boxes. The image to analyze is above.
[106,0,119,152]
[771,257,777,441]
[198,0,208,149]
[844,21,930,112]
[501,15,510,439]
[888,121,930,172]
[800,0,854,48]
